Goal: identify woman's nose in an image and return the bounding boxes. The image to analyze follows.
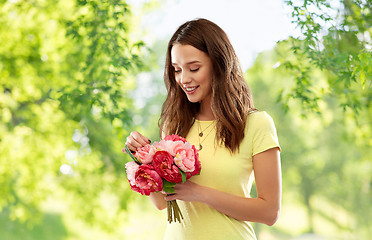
[180,71,191,85]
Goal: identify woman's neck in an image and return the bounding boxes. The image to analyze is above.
[197,98,215,121]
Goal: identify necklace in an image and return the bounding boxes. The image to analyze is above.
[197,120,215,151]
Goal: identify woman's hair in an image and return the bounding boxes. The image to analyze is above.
[159,18,256,153]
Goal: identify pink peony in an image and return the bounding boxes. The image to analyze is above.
[174,142,197,172]
[164,134,187,143]
[186,145,201,179]
[153,139,184,156]
[152,151,182,183]
[130,164,163,196]
[125,161,140,186]
[134,144,157,164]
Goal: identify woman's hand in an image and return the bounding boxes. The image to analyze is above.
[164,181,205,202]
[125,131,151,152]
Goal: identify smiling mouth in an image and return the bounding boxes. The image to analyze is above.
[184,86,199,94]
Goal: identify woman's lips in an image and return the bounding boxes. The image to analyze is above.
[184,86,199,95]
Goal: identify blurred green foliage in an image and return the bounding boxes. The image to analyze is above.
[281,0,371,115]
[269,0,372,238]
[0,0,146,238]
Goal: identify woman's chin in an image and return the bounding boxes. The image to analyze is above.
[186,97,200,103]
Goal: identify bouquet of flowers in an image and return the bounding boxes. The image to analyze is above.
[123,134,201,223]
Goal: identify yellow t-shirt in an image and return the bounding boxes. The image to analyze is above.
[163,111,280,240]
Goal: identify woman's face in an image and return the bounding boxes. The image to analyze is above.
[171,44,213,104]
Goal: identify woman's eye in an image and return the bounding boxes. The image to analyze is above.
[174,69,181,73]
[190,68,199,72]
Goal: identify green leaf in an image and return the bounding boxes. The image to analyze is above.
[162,180,176,193]
[179,168,187,183]
[124,144,141,165]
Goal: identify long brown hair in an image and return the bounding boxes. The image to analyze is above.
[159,18,256,153]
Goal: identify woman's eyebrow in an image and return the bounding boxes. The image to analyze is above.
[172,60,202,66]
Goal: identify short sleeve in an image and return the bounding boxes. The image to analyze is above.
[249,111,281,156]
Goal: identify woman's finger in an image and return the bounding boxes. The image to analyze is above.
[131,131,151,147]
[125,136,142,152]
[125,131,151,152]
[164,193,178,201]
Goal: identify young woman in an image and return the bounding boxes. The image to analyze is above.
[125,18,281,240]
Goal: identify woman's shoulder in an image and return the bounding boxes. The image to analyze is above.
[247,110,272,121]
[246,111,276,131]
[245,110,281,154]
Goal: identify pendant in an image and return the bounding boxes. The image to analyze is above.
[199,132,203,137]
[198,144,203,151]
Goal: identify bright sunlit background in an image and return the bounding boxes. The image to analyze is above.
[1,0,371,239]
[129,0,298,70]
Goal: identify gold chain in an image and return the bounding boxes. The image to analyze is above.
[198,120,214,137]
[197,120,215,151]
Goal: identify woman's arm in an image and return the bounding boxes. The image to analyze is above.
[149,192,167,210]
[165,147,281,226]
